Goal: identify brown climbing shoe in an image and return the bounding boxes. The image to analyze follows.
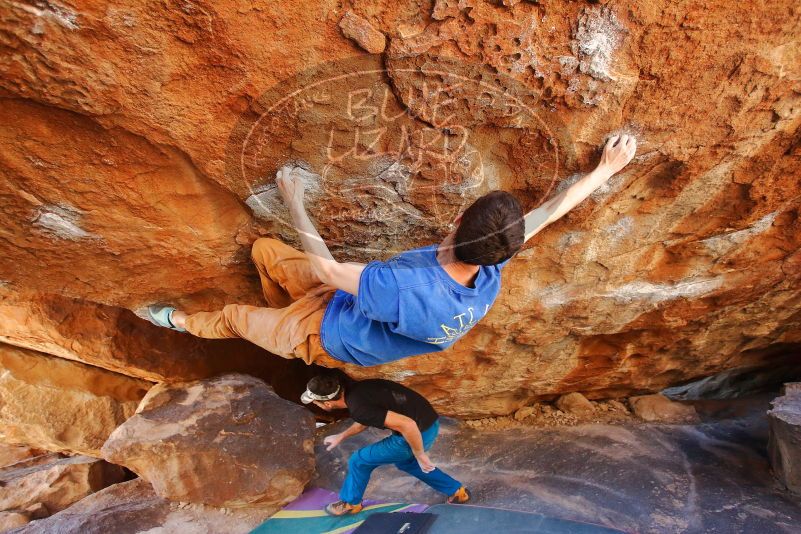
[447,486,471,504]
[324,500,364,516]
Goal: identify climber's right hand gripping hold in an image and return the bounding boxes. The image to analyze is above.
[523,134,637,242]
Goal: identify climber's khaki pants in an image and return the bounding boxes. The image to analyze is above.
[184,238,341,366]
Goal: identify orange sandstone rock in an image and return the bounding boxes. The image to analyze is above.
[629,394,698,423]
[0,0,799,418]
[0,444,45,469]
[0,286,320,401]
[339,11,387,54]
[0,343,149,456]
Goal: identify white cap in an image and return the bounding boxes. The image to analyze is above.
[300,385,341,404]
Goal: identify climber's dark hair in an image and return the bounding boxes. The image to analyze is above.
[307,374,343,400]
[453,190,524,265]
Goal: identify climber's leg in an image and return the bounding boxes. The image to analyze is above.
[250,238,324,307]
[182,285,341,365]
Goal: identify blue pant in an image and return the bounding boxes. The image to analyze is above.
[339,419,462,504]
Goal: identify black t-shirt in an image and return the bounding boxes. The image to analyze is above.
[346,379,438,433]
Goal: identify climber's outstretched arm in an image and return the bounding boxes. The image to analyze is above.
[523,134,637,242]
[276,166,365,296]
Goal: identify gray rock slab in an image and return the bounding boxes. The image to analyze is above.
[314,396,801,533]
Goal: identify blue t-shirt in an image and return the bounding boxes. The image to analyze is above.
[319,244,509,366]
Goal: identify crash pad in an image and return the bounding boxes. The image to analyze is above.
[249,487,428,534]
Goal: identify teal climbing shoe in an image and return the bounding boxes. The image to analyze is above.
[147,305,186,332]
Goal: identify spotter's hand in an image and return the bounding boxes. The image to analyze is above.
[276,165,305,208]
[323,433,345,451]
[415,451,436,473]
[598,134,637,175]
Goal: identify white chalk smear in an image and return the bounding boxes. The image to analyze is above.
[539,283,576,308]
[375,160,413,197]
[246,164,324,220]
[602,277,724,304]
[700,211,778,256]
[538,275,724,309]
[591,172,628,200]
[604,215,633,243]
[557,231,584,250]
[12,0,79,30]
[571,6,625,81]
[32,204,97,240]
[387,370,416,381]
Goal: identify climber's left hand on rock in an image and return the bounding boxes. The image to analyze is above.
[276,165,306,208]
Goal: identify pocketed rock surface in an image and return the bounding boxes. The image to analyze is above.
[101,374,316,508]
[0,0,799,418]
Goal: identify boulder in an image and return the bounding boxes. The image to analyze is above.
[8,478,276,534]
[629,394,698,423]
[0,453,127,525]
[513,405,537,421]
[101,374,315,508]
[768,388,801,494]
[0,343,149,456]
[556,393,596,416]
[607,400,629,413]
[0,0,800,417]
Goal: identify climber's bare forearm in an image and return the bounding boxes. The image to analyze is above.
[288,202,364,295]
[523,165,613,242]
[287,202,335,273]
[523,134,637,243]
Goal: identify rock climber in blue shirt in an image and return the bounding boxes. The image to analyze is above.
[149,135,637,367]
